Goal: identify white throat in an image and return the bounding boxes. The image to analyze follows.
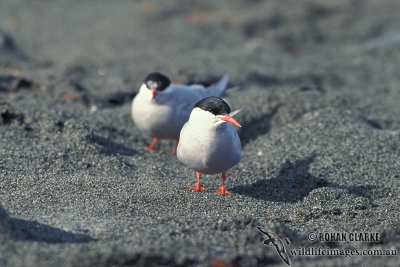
[188,108,225,128]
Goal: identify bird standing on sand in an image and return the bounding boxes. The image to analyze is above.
[131,73,230,154]
[177,97,241,195]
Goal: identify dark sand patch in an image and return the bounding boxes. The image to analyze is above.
[1,0,399,266]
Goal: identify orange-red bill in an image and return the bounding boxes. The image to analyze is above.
[151,89,158,99]
[218,114,241,127]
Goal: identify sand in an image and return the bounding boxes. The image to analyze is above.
[0,0,399,266]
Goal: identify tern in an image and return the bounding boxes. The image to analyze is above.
[177,97,241,194]
[131,73,230,154]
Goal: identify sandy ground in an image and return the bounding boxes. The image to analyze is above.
[1,0,399,266]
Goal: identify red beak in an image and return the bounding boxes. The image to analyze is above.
[151,89,158,99]
[218,114,241,127]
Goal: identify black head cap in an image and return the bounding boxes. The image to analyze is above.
[194,97,231,116]
[144,72,171,92]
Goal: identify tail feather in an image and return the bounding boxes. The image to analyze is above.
[206,74,230,97]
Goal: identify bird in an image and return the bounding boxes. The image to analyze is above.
[131,72,230,154]
[257,226,291,266]
[176,97,242,195]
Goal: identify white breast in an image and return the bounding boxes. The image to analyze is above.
[131,86,185,139]
[177,109,242,174]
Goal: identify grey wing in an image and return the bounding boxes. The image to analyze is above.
[205,74,230,97]
[175,93,202,128]
[189,84,206,90]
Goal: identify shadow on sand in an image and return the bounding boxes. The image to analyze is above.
[239,104,282,148]
[1,206,94,243]
[231,155,377,203]
[92,134,137,157]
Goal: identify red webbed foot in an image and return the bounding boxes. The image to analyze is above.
[148,137,158,151]
[187,172,208,191]
[214,173,233,195]
[187,184,208,191]
[214,186,232,195]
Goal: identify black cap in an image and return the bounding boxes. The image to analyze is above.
[194,97,231,116]
[144,72,171,91]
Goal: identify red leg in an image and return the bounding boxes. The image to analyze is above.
[215,173,232,195]
[148,137,158,151]
[187,172,208,191]
[172,140,179,155]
